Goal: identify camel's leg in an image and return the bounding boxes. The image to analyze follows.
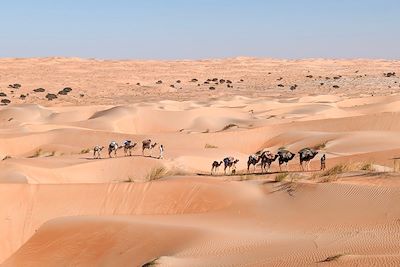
[286,162,289,172]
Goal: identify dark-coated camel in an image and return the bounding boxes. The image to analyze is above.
[261,153,279,173]
[223,157,239,175]
[298,148,319,171]
[211,161,223,175]
[277,150,296,171]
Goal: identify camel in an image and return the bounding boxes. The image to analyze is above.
[93,145,104,159]
[247,154,262,172]
[298,148,319,171]
[142,139,158,156]
[123,140,137,156]
[108,141,122,158]
[277,149,296,171]
[260,152,279,173]
[223,157,239,175]
[211,161,223,175]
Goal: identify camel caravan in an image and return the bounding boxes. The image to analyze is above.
[211,147,324,175]
[92,139,163,159]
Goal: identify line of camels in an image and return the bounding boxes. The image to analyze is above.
[211,148,321,175]
[93,139,159,159]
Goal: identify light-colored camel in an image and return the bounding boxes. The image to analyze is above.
[93,145,104,159]
[211,161,223,175]
[142,139,158,156]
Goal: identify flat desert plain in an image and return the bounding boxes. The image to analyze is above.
[0,58,400,266]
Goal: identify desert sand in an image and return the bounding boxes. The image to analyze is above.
[0,58,400,266]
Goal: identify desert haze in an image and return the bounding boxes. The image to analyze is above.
[0,57,400,266]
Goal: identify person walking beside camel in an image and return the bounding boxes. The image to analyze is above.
[159,144,164,159]
[320,154,326,170]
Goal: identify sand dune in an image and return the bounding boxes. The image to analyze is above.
[2,178,400,266]
[1,58,400,266]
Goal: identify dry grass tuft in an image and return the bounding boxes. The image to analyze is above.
[80,148,91,154]
[360,162,374,171]
[321,163,349,177]
[2,155,11,161]
[317,254,344,263]
[145,167,167,181]
[123,177,135,183]
[312,141,327,150]
[275,172,289,182]
[205,143,218,149]
[30,149,43,158]
[221,123,238,131]
[142,257,159,267]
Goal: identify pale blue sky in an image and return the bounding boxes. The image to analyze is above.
[0,0,399,59]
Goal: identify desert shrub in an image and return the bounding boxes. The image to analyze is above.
[319,175,339,183]
[123,177,135,183]
[80,148,91,154]
[145,167,167,181]
[205,143,218,149]
[318,254,344,263]
[30,149,43,158]
[142,258,159,266]
[312,141,327,150]
[321,163,349,177]
[221,124,238,131]
[275,172,289,182]
[360,162,374,171]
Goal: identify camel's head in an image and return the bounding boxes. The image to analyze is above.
[234,159,239,164]
[100,146,104,150]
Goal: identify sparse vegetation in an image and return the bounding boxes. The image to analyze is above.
[360,162,374,171]
[275,172,289,182]
[317,254,344,263]
[80,148,91,154]
[312,141,327,150]
[205,143,218,149]
[2,155,11,161]
[142,257,159,267]
[221,123,238,131]
[145,167,167,181]
[30,149,43,158]
[321,163,349,177]
[123,177,135,183]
